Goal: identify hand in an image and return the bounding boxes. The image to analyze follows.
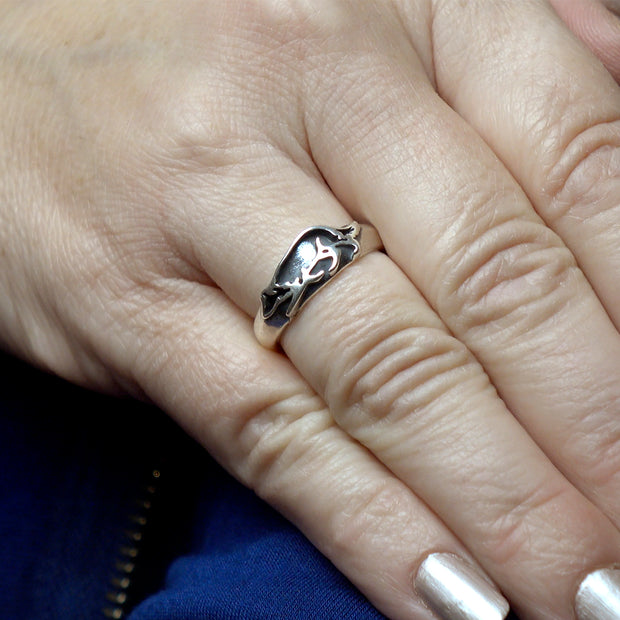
[550,0,620,81]
[2,1,620,618]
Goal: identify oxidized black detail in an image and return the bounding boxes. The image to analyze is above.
[260,223,361,330]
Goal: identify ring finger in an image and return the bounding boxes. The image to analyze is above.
[155,136,620,619]
[302,0,620,537]
[124,261,510,620]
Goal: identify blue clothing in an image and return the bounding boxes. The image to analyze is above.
[0,352,385,619]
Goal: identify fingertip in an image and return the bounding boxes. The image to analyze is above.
[550,0,620,82]
[414,552,510,620]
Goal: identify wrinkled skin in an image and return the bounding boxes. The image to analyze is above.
[2,1,620,618]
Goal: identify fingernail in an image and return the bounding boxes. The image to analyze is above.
[414,553,510,620]
[575,567,620,620]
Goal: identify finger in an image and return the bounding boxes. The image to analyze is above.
[427,0,620,329]
[285,251,620,620]
[302,0,620,537]
[420,0,620,522]
[104,277,508,620]
[252,7,620,617]
[550,0,620,81]
[604,0,620,16]
[156,129,620,618]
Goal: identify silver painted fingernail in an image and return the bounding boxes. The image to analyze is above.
[576,567,620,620]
[414,553,509,620]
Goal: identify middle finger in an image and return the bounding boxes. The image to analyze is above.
[167,138,620,618]
[147,3,620,616]
[303,0,620,540]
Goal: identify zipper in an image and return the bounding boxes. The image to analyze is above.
[103,468,162,619]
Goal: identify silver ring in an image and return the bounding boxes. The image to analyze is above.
[254,222,383,349]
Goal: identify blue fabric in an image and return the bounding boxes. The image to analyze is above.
[130,463,382,620]
[0,353,385,619]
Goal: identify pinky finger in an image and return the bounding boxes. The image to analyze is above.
[111,277,510,620]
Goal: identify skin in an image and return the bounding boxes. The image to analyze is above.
[550,0,620,80]
[1,0,620,618]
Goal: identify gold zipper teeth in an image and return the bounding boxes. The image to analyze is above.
[106,591,128,605]
[111,576,131,590]
[124,530,142,543]
[115,560,136,574]
[103,469,162,618]
[120,546,139,559]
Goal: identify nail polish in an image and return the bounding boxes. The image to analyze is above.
[414,553,510,620]
[575,567,620,620]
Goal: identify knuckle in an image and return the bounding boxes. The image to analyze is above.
[240,392,334,494]
[328,325,481,435]
[135,5,326,178]
[248,0,351,38]
[439,217,580,339]
[544,119,620,224]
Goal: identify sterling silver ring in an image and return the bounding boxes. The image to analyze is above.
[254,222,383,349]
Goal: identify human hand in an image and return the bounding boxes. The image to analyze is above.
[2,1,620,618]
[550,0,620,81]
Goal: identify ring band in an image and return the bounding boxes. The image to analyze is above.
[254,222,383,349]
